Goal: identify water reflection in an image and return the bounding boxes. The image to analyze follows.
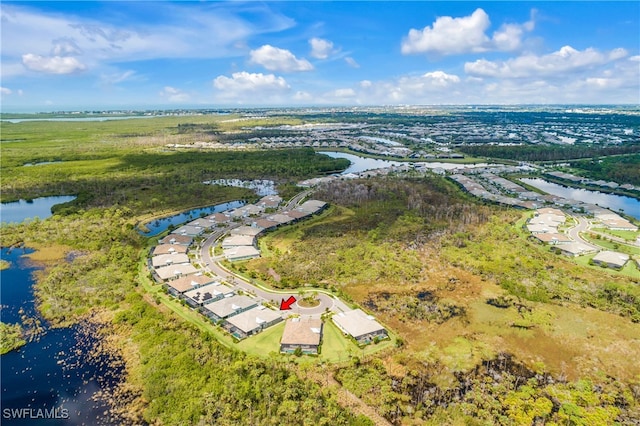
[321,151,493,174]
[521,178,640,220]
[139,200,245,236]
[1,196,77,224]
[0,248,122,425]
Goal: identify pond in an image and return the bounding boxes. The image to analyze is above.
[204,179,277,196]
[1,196,77,224]
[321,151,493,174]
[0,247,123,425]
[139,200,245,236]
[520,178,640,220]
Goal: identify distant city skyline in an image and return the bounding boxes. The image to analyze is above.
[1,1,639,111]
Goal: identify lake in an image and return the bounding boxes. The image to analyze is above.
[0,247,122,425]
[321,151,493,174]
[520,178,640,220]
[139,200,245,236]
[1,196,77,224]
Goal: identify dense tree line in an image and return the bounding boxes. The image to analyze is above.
[458,143,640,162]
[569,154,640,186]
[2,148,349,215]
[248,177,492,289]
[336,354,639,425]
[114,295,369,425]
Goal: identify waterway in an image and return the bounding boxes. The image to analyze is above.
[322,151,493,174]
[0,247,122,425]
[139,200,245,236]
[1,196,77,224]
[520,178,640,220]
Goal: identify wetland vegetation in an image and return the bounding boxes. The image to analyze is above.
[1,113,639,424]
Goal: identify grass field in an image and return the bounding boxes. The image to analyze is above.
[235,320,285,356]
[582,233,640,256]
[591,227,640,241]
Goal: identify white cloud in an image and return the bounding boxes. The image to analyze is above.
[355,71,462,104]
[100,70,137,85]
[492,23,527,51]
[331,88,356,98]
[1,87,13,95]
[465,46,629,78]
[249,45,313,72]
[293,91,313,101]
[421,71,461,87]
[213,71,290,93]
[51,38,83,56]
[22,53,86,74]
[401,8,491,55]
[401,8,535,56]
[1,3,295,79]
[492,9,536,51]
[160,86,190,103]
[345,57,360,68]
[309,37,335,59]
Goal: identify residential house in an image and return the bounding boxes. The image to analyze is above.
[557,242,597,257]
[152,244,188,256]
[532,233,573,245]
[298,200,327,215]
[268,214,296,225]
[172,225,204,237]
[158,234,193,246]
[592,251,630,269]
[155,263,199,281]
[253,219,280,231]
[183,282,234,308]
[151,253,190,269]
[223,246,261,262]
[230,226,263,237]
[224,306,283,339]
[221,235,256,248]
[165,274,215,296]
[202,294,258,321]
[332,309,388,345]
[280,318,323,354]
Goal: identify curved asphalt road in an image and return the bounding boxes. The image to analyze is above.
[567,216,600,250]
[198,192,345,318]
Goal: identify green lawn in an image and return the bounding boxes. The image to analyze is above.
[236,320,285,356]
[582,233,640,256]
[591,227,639,242]
[573,252,640,279]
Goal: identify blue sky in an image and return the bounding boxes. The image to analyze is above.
[1,1,638,110]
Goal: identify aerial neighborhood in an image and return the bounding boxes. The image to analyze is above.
[147,193,389,352]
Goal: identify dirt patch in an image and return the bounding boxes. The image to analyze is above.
[267,267,281,282]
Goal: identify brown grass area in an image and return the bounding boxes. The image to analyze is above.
[246,200,640,384]
[24,243,74,263]
[340,245,640,383]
